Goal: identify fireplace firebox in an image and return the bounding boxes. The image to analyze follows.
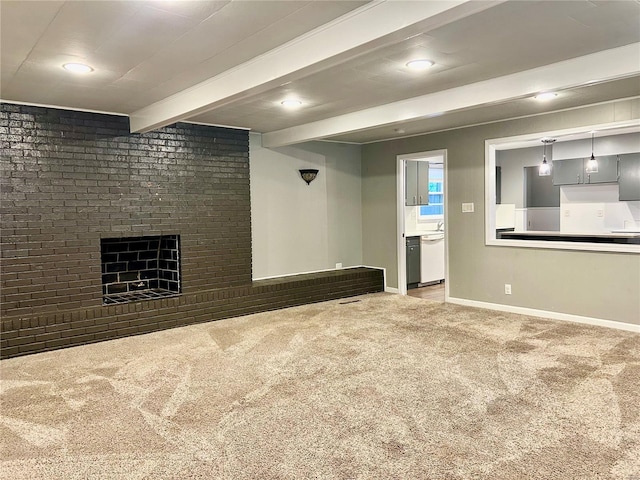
[101,235,181,305]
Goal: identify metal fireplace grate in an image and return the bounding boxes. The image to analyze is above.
[102,288,180,305]
[101,234,181,305]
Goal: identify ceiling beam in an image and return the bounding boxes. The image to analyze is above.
[129,0,503,133]
[261,43,640,147]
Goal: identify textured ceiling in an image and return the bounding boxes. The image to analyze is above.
[1,0,639,145]
[1,1,368,111]
[189,0,640,133]
[326,76,640,144]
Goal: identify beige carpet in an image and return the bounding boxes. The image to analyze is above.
[1,293,639,480]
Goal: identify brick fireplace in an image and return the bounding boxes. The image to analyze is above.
[101,235,181,304]
[0,103,384,358]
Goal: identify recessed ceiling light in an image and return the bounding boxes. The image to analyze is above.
[406,59,434,70]
[534,92,558,101]
[62,63,94,73]
[281,99,303,108]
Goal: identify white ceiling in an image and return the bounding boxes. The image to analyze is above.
[2,0,639,146]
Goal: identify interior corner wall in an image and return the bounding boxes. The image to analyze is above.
[361,98,640,325]
[249,133,363,279]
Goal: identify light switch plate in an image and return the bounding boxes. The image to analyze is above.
[462,202,474,213]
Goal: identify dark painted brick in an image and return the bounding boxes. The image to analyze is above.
[45,338,72,348]
[2,103,250,320]
[35,332,61,342]
[1,104,383,360]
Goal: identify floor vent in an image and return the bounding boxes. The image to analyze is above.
[339,299,362,305]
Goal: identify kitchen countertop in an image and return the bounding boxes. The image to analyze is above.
[406,231,444,239]
[499,231,640,244]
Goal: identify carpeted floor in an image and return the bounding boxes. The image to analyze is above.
[1,293,639,480]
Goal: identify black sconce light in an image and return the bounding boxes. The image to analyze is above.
[299,169,319,185]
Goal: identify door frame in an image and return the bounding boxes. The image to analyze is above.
[396,149,449,298]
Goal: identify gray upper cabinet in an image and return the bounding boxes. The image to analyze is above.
[585,155,618,184]
[405,160,429,206]
[406,161,418,206]
[417,161,429,205]
[618,153,640,201]
[552,158,584,185]
[553,156,618,186]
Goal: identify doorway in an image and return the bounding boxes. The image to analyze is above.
[396,150,448,300]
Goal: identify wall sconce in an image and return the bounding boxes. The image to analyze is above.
[299,169,319,185]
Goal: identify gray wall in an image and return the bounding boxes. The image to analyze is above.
[362,99,640,325]
[250,134,362,278]
[497,146,542,207]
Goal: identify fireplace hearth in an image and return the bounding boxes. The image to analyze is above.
[101,235,181,305]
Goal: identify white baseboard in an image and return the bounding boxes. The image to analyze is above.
[447,297,640,333]
[385,287,399,294]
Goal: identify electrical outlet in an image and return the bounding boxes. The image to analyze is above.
[564,209,570,217]
[596,209,604,217]
[335,263,342,269]
[504,284,512,295]
[462,202,474,213]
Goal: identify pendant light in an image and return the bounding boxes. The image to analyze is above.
[539,138,555,176]
[585,131,599,174]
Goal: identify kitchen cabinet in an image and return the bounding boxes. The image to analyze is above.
[406,236,421,288]
[405,160,429,206]
[552,158,585,185]
[552,155,618,186]
[585,155,618,184]
[618,153,640,201]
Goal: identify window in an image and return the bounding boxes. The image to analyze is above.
[485,121,640,253]
[419,163,444,219]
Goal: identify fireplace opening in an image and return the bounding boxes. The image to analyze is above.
[101,235,181,305]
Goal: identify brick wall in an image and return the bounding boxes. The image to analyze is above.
[1,103,251,319]
[0,103,383,358]
[1,267,384,358]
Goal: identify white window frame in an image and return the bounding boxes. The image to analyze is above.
[417,160,444,223]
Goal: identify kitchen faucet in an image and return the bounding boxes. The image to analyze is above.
[437,220,444,231]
